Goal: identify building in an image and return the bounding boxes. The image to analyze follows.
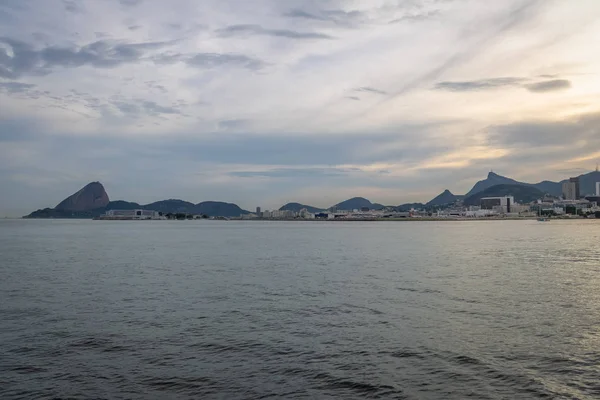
[100,209,163,220]
[562,181,578,200]
[562,177,581,199]
[256,206,261,216]
[596,182,600,196]
[480,196,514,213]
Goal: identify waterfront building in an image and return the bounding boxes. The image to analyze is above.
[596,182,600,196]
[256,207,261,216]
[100,209,163,220]
[480,196,514,213]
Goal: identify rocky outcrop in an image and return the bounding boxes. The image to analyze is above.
[55,182,110,211]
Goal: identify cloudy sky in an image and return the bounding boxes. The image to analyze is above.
[1,0,600,216]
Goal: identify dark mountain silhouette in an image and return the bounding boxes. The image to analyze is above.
[463,184,545,206]
[465,170,599,198]
[426,189,460,206]
[144,199,196,214]
[194,201,248,217]
[330,197,384,211]
[24,182,249,218]
[55,181,110,211]
[466,172,524,197]
[279,202,324,213]
[574,170,600,196]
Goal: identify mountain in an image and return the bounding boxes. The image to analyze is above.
[426,189,459,206]
[574,170,600,196]
[143,199,196,214]
[194,201,249,217]
[330,197,384,211]
[55,181,110,211]
[463,184,545,206]
[533,180,562,196]
[24,182,250,218]
[279,202,324,213]
[465,172,524,197]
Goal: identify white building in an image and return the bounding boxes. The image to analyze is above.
[562,181,578,200]
[596,182,600,196]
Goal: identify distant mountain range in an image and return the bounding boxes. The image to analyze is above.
[24,182,249,218]
[279,203,325,213]
[23,170,600,218]
[330,197,384,211]
[466,170,600,198]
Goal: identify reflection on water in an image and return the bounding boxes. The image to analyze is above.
[1,219,599,399]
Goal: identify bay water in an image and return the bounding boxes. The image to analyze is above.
[1,219,599,399]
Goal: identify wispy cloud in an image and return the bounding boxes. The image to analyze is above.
[353,86,387,95]
[525,79,571,92]
[434,77,526,91]
[0,37,176,79]
[216,24,333,40]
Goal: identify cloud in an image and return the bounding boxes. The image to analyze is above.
[486,112,600,150]
[230,167,348,178]
[216,24,333,40]
[119,0,143,6]
[63,0,84,14]
[152,51,266,70]
[282,8,364,26]
[353,86,387,95]
[0,37,176,79]
[283,9,328,22]
[0,81,36,94]
[434,77,526,91]
[345,96,360,101]
[186,53,266,70]
[525,79,571,92]
[128,25,142,31]
[389,10,440,24]
[111,99,181,118]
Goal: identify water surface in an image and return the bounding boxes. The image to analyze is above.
[1,219,599,399]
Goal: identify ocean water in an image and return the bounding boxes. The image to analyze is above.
[1,219,599,399]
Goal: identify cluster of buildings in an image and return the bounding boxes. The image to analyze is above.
[247,177,600,220]
[96,209,166,220]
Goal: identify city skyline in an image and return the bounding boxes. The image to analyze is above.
[2,0,600,217]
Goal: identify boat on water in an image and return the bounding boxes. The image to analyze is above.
[537,217,550,222]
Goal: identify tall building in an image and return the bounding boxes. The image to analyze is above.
[596,182,600,196]
[569,177,580,199]
[562,181,577,200]
[256,206,261,216]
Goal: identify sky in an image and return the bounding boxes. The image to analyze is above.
[1,0,600,216]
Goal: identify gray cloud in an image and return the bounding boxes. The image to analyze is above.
[230,167,348,178]
[0,37,176,79]
[119,0,143,6]
[434,77,526,91]
[345,96,360,101]
[487,112,600,148]
[389,10,440,24]
[63,0,84,14]
[216,24,333,40]
[283,8,364,27]
[525,79,571,92]
[128,25,142,31]
[0,81,36,94]
[354,86,387,95]
[111,98,181,118]
[152,51,265,70]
